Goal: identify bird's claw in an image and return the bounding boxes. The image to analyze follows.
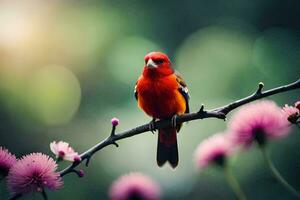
[149,119,156,134]
[171,114,178,128]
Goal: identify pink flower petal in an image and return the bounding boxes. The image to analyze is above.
[7,153,63,196]
[50,141,79,162]
[0,146,17,177]
[282,104,299,124]
[228,100,290,147]
[194,133,233,171]
[109,172,160,200]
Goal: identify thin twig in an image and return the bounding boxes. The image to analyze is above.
[60,79,300,177]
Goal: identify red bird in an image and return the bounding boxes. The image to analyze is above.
[134,52,190,168]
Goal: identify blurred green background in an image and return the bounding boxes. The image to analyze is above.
[0,0,299,199]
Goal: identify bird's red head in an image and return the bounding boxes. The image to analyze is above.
[143,52,174,77]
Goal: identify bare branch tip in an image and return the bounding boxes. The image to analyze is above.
[256,82,264,94]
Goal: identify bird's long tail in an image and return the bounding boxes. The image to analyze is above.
[157,128,178,168]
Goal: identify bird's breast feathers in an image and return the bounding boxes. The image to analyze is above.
[136,74,186,119]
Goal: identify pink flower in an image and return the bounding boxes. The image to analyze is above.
[7,153,63,196]
[295,101,300,110]
[0,147,17,177]
[109,172,160,200]
[194,134,233,170]
[111,117,120,126]
[50,141,81,162]
[228,100,290,147]
[282,104,299,124]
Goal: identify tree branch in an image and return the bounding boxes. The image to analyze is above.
[60,79,300,177]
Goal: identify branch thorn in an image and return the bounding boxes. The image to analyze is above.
[218,112,226,120]
[112,141,119,147]
[198,104,205,113]
[85,155,91,167]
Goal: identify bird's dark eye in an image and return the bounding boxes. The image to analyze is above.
[155,59,164,64]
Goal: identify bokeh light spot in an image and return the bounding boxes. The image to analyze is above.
[175,25,255,104]
[26,65,81,126]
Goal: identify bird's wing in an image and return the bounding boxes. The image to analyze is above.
[175,71,190,114]
[134,81,138,101]
[134,76,143,101]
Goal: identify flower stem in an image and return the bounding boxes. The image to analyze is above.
[296,123,300,130]
[223,164,247,200]
[260,146,300,198]
[42,189,48,200]
[56,157,63,163]
[0,180,4,200]
[9,193,22,200]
